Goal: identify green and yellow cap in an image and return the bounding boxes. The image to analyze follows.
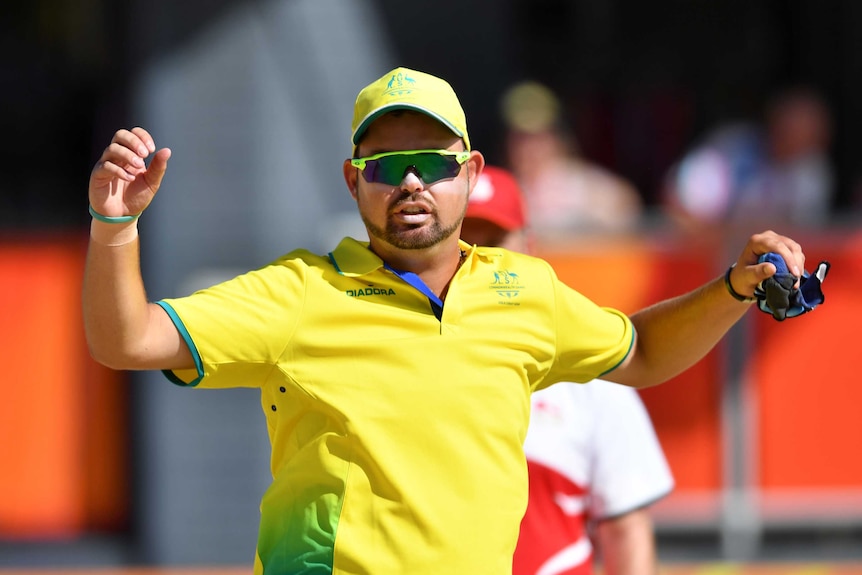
[351,67,471,150]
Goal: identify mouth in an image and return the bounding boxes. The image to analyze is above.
[392,200,434,223]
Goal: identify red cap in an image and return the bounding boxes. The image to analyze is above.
[465,166,527,231]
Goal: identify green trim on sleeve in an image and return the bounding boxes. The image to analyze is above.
[599,323,636,377]
[155,300,205,387]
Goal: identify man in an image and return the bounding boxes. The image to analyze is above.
[661,86,834,228]
[84,66,806,574]
[500,82,644,234]
[461,166,674,575]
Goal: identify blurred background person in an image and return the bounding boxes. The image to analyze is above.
[461,165,674,575]
[499,82,645,236]
[661,86,834,229]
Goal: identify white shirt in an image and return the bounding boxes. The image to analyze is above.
[514,380,674,575]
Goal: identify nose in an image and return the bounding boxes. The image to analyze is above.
[400,169,425,193]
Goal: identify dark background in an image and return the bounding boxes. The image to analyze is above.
[375,0,861,211]
[2,0,861,230]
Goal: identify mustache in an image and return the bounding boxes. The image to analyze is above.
[391,192,435,210]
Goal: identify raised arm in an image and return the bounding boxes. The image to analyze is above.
[83,127,193,371]
[606,230,804,388]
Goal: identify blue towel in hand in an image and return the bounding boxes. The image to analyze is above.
[754,252,830,321]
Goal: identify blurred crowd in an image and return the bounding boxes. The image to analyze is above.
[494,79,843,240]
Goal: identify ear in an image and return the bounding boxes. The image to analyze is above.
[343,159,359,199]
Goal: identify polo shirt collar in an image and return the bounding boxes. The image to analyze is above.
[328,237,384,277]
[329,237,481,277]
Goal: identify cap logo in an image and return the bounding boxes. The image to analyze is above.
[385,72,417,97]
[352,67,470,150]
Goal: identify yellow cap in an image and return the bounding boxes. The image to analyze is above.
[351,67,471,150]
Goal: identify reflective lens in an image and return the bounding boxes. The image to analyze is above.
[351,149,470,186]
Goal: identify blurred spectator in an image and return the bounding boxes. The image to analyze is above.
[500,81,644,235]
[661,86,834,228]
[462,166,674,575]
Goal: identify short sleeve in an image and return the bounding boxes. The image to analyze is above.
[158,261,305,389]
[545,278,634,386]
[585,380,674,519]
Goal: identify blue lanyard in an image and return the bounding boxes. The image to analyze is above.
[384,263,444,320]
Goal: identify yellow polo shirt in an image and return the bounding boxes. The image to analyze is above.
[157,237,633,575]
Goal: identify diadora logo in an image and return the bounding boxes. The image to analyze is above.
[490,269,523,302]
[345,286,397,298]
[385,71,416,96]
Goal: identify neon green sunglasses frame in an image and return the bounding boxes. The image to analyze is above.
[350,149,471,186]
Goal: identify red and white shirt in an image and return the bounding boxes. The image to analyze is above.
[514,380,674,575]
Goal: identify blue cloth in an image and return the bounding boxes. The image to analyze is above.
[754,252,830,321]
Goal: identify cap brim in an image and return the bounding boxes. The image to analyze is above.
[352,103,465,145]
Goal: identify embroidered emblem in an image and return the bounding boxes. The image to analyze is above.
[384,71,417,97]
[490,269,523,301]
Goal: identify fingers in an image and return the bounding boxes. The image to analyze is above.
[99,128,154,180]
[141,148,172,190]
[92,128,166,183]
[130,127,157,155]
[746,230,805,277]
[731,230,806,294]
[89,128,170,216]
[112,127,155,157]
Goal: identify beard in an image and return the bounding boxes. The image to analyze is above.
[361,212,462,250]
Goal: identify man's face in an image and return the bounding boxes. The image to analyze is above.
[344,111,480,251]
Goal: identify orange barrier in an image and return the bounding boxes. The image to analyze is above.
[2,229,860,539]
[536,229,862,526]
[748,234,862,498]
[536,234,725,499]
[0,235,128,538]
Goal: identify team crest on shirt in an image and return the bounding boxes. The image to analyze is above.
[490,269,523,304]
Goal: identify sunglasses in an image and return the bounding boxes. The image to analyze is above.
[351,149,471,186]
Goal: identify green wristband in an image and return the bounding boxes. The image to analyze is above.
[89,204,141,224]
[724,264,757,303]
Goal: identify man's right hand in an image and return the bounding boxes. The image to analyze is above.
[89,127,171,218]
